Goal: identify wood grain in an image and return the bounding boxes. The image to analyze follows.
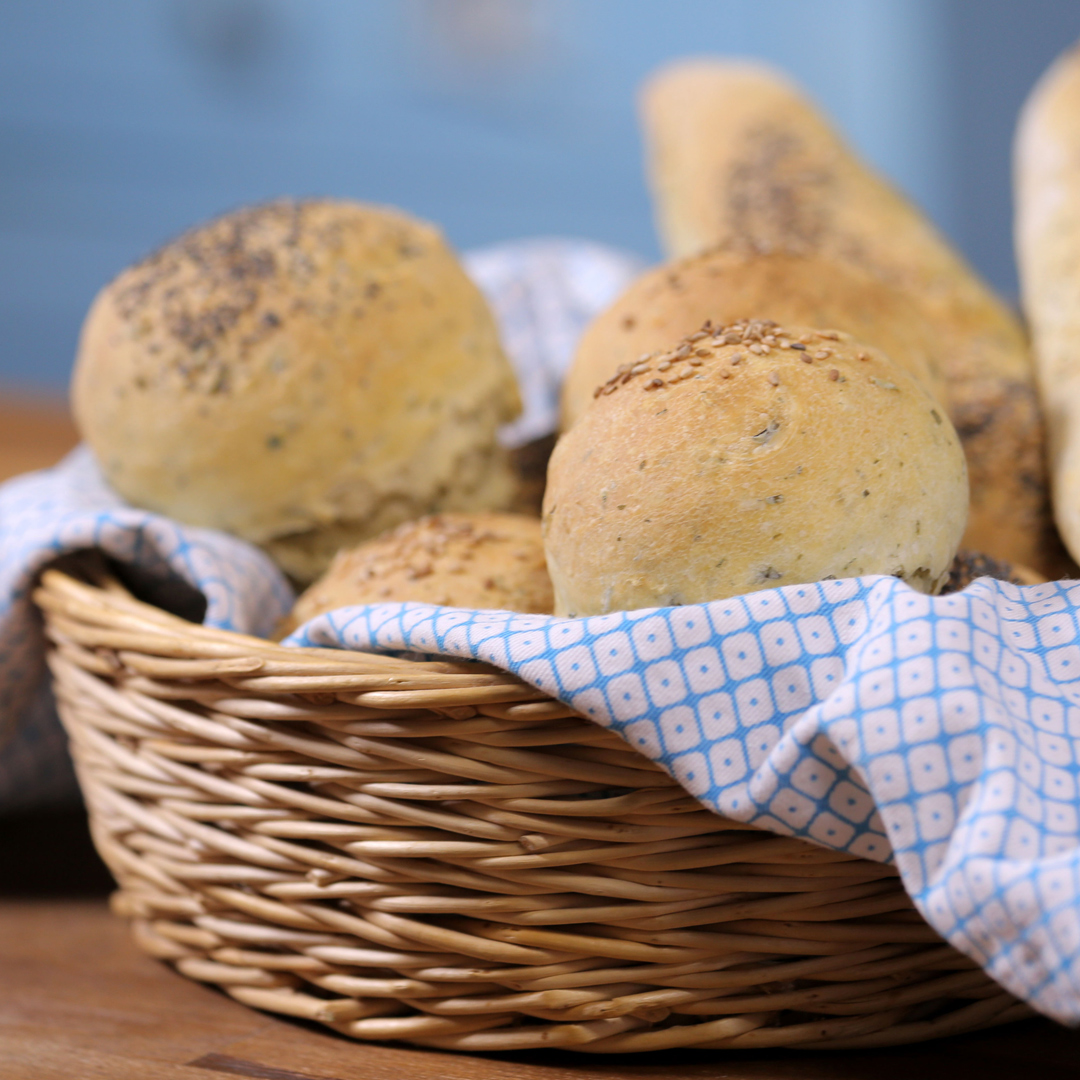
[0,390,78,483]
[0,897,1078,1080]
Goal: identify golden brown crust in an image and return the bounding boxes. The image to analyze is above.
[638,59,1059,576]
[562,247,946,428]
[72,199,522,583]
[545,320,968,616]
[279,512,553,637]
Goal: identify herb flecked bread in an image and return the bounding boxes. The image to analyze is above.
[279,512,552,638]
[544,320,968,616]
[71,199,522,583]
[561,246,948,429]
[635,59,1061,577]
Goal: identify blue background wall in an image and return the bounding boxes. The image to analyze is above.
[1,0,1078,390]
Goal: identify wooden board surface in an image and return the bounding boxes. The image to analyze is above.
[0,391,78,483]
[1,896,1079,1080]
[2,396,1080,1078]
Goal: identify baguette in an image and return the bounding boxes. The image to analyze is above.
[1016,42,1080,565]
[638,59,1061,575]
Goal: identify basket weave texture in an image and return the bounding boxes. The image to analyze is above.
[35,565,1033,1052]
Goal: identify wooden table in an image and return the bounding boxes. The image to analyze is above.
[2,394,1080,1078]
[0,390,79,483]
[2,891,1079,1080]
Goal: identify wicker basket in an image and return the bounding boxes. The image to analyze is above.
[35,563,1033,1053]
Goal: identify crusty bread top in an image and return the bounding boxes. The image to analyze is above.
[279,512,552,637]
[561,247,946,430]
[72,199,521,564]
[544,319,968,617]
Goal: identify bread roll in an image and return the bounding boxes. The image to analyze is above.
[544,320,968,616]
[562,247,946,427]
[637,59,1059,576]
[1016,42,1080,566]
[72,200,521,583]
[279,512,552,637]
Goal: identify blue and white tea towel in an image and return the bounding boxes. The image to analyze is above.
[285,580,1080,1024]
[465,238,646,448]
[0,446,293,810]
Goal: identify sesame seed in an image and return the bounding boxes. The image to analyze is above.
[688,330,709,342]
[680,365,695,379]
[695,348,710,357]
[630,362,651,375]
[789,342,806,351]
[749,344,765,355]
[644,377,665,390]
[829,369,840,381]
[815,349,832,360]
[768,370,780,385]
[858,352,870,361]
[731,354,743,365]
[657,360,672,371]
[689,356,704,366]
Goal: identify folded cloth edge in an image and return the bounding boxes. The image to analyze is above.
[283,576,1080,1026]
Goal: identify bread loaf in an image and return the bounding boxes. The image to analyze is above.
[72,199,522,583]
[279,512,552,637]
[562,247,946,428]
[637,59,1059,576]
[544,320,968,616]
[1016,42,1080,565]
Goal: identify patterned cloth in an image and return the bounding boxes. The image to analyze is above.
[0,446,294,809]
[284,578,1080,1025]
[465,238,645,448]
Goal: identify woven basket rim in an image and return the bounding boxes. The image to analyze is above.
[34,561,1029,1052]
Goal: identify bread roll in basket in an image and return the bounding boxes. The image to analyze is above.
[36,557,1029,1053]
